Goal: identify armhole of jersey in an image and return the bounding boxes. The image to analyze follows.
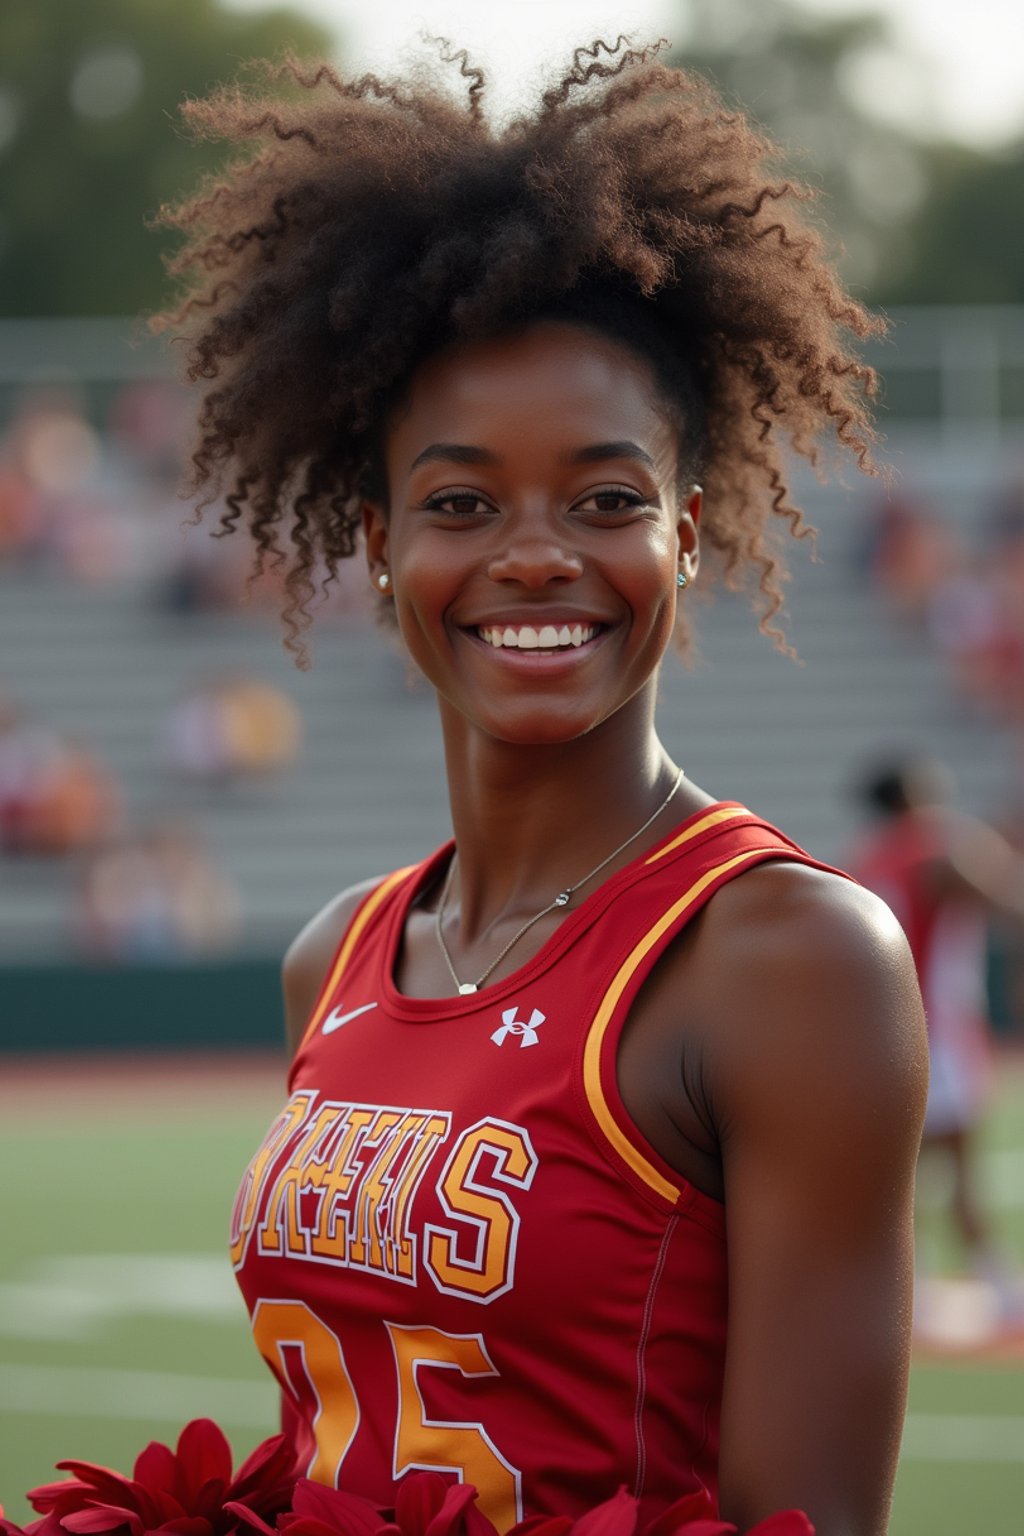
[578,843,845,1223]
[291,866,416,1067]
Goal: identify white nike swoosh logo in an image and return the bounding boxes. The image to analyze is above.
[322,1001,378,1035]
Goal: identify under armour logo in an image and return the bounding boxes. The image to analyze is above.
[490,1006,545,1048]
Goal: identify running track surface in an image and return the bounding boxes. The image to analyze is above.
[0,1051,286,1117]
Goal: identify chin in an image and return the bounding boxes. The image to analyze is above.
[476,707,606,747]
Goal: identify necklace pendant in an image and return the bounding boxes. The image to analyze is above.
[434,770,683,1004]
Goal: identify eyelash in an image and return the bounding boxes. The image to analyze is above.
[582,487,655,515]
[419,489,492,517]
[419,486,654,517]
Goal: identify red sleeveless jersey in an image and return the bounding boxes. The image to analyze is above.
[231,803,847,1530]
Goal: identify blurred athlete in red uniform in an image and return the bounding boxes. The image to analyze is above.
[853,759,1024,1321]
[162,41,928,1536]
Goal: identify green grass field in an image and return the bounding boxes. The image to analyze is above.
[1,1053,1021,1532]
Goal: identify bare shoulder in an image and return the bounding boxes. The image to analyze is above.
[282,876,386,1058]
[684,859,928,1140]
[698,857,914,986]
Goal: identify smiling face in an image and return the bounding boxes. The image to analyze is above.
[363,321,701,747]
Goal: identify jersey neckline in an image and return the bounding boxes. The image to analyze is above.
[377,799,753,1020]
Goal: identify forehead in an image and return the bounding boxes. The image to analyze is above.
[388,322,677,464]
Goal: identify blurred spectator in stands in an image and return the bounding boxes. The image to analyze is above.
[0,458,45,562]
[849,757,1024,1331]
[928,558,1005,714]
[106,380,188,482]
[982,478,1024,724]
[159,520,258,614]
[216,676,302,774]
[159,509,375,623]
[927,484,1024,726]
[0,387,138,580]
[987,797,1024,1040]
[76,818,241,961]
[986,474,1024,557]
[5,389,100,500]
[863,490,960,622]
[0,696,119,855]
[160,675,302,785]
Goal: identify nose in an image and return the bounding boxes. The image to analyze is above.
[486,527,584,589]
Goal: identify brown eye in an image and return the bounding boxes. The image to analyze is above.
[421,489,493,518]
[575,486,652,516]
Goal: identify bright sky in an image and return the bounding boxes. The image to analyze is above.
[226,0,1024,147]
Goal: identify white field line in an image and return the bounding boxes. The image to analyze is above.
[0,1363,1021,1462]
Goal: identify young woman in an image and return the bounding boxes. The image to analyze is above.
[158,41,928,1536]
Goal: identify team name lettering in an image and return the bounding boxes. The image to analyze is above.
[231,1092,537,1302]
[425,1121,538,1301]
[230,1091,317,1268]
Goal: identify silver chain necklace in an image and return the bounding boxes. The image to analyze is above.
[435,768,684,995]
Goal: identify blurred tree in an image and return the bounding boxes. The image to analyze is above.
[876,141,1024,304]
[669,0,932,298]
[1,0,1019,315]
[0,0,333,317]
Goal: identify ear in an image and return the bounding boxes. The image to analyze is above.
[362,500,390,590]
[677,483,702,581]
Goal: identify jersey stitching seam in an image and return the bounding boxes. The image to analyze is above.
[633,1215,679,1498]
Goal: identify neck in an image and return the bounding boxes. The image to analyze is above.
[435,693,682,933]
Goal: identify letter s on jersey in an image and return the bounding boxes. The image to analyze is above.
[424,1118,538,1302]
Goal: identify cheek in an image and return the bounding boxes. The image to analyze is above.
[627,525,679,605]
[632,532,681,650]
[389,541,462,658]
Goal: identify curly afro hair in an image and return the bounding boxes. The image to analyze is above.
[152,37,885,666]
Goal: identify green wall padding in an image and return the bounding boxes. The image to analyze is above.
[0,960,283,1052]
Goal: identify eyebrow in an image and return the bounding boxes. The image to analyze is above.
[568,441,658,472]
[409,443,500,471]
[408,440,658,472]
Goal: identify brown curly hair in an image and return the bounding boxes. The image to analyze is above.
[152,37,885,666]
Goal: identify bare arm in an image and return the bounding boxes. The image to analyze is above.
[931,811,1024,918]
[281,877,383,1058]
[702,871,928,1535]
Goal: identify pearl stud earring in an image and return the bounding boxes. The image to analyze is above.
[377,572,391,592]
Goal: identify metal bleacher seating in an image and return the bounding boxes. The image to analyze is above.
[0,480,1015,962]
[1,308,1020,962]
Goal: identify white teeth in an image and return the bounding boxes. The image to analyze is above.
[478,623,599,650]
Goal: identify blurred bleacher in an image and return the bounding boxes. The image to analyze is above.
[1,308,1022,963]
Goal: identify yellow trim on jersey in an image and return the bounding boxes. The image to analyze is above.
[583,845,778,1203]
[644,803,750,865]
[300,866,416,1052]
